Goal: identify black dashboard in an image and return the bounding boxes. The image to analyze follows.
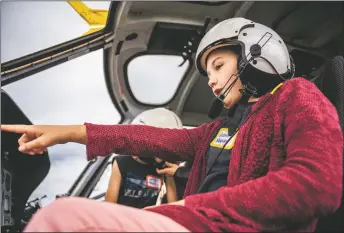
[1,90,51,232]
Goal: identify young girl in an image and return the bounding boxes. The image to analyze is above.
[105,108,181,208]
[1,17,342,232]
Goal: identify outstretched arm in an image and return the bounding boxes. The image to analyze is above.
[84,123,211,161]
[184,79,343,231]
[0,122,214,162]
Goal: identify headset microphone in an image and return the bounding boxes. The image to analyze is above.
[208,94,225,119]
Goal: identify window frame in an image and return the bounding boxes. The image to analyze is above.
[1,1,124,124]
[123,51,192,107]
[1,1,119,86]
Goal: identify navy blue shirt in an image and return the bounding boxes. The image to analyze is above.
[114,156,163,208]
[197,103,254,194]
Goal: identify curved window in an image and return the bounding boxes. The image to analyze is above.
[127,55,189,105]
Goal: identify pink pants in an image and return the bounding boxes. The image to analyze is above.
[24,197,190,232]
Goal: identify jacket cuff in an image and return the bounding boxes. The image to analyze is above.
[84,122,98,161]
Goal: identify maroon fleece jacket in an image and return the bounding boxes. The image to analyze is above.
[85,78,343,232]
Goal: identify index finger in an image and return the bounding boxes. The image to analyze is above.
[1,124,30,134]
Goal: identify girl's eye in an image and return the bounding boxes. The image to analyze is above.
[215,64,223,70]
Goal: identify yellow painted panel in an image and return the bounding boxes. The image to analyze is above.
[68,1,108,26]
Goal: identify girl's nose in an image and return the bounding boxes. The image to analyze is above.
[208,78,217,88]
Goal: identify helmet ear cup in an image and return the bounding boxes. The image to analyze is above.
[239,63,283,97]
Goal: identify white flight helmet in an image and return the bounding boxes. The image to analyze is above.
[196,17,295,97]
[131,107,183,129]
